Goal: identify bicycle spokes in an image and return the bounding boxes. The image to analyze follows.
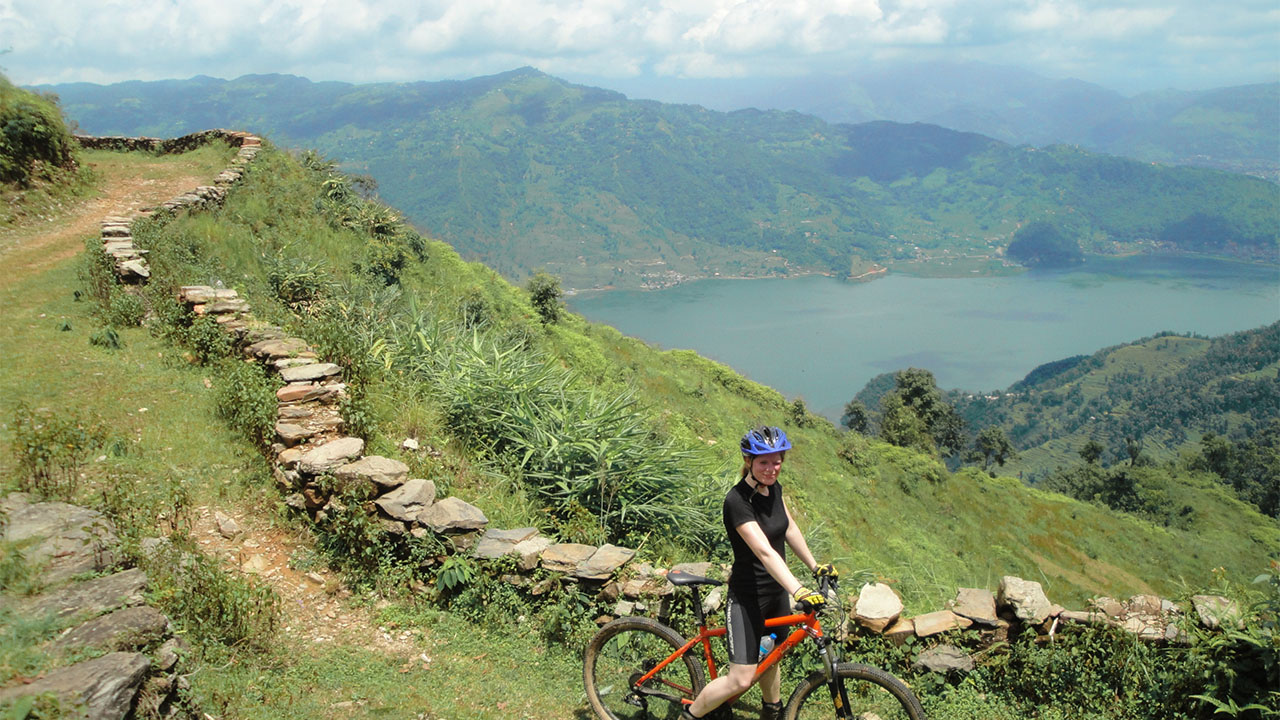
[590,627,700,719]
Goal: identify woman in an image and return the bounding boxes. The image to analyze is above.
[682,426,837,720]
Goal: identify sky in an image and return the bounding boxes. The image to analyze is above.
[2,0,1277,94]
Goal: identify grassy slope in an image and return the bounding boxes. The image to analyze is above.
[146,144,1278,611]
[0,148,593,719]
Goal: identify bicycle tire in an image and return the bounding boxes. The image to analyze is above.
[784,662,925,720]
[584,616,708,720]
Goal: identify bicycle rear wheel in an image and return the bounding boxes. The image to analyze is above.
[584,616,707,720]
[784,663,925,720]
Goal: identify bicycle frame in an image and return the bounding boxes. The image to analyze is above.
[631,604,842,704]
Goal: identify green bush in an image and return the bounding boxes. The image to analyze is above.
[213,360,278,450]
[105,291,146,328]
[0,77,76,186]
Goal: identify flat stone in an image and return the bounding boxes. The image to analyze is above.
[952,587,998,625]
[513,536,552,571]
[277,383,320,403]
[540,543,597,573]
[119,259,150,278]
[1191,595,1241,630]
[280,363,342,382]
[1092,596,1125,618]
[2,501,118,584]
[914,645,975,674]
[25,568,148,619]
[277,446,303,468]
[417,496,488,533]
[374,478,436,522]
[245,337,310,360]
[998,576,1052,624]
[854,583,904,633]
[334,456,410,490]
[275,421,315,446]
[214,511,242,539]
[53,606,170,652]
[1059,609,1113,627]
[472,527,541,560]
[297,437,364,475]
[575,544,636,580]
[884,617,915,645]
[1127,594,1164,617]
[1122,616,1165,641]
[913,610,971,637]
[205,299,250,314]
[276,382,343,404]
[278,406,315,419]
[670,561,714,577]
[0,652,149,720]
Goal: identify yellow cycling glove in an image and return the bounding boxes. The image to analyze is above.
[792,586,826,611]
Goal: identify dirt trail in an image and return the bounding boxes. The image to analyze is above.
[2,152,426,662]
[0,161,207,288]
[189,506,425,659]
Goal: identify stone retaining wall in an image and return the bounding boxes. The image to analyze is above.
[81,130,262,283]
[83,129,642,595]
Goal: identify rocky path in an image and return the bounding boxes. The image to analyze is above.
[0,156,211,288]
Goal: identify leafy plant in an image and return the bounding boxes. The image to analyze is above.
[212,360,278,450]
[10,403,107,500]
[435,555,476,593]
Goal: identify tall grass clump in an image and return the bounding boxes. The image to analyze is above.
[380,317,725,549]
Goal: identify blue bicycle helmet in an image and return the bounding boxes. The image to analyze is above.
[740,426,792,456]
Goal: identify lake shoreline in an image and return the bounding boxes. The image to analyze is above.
[567,248,1279,296]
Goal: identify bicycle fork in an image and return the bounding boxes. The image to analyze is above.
[812,632,854,719]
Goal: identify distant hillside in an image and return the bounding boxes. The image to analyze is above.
[948,323,1280,478]
[42,70,1280,290]
[597,62,1280,181]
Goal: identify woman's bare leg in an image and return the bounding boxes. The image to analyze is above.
[688,662,757,717]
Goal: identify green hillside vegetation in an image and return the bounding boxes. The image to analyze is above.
[42,70,1280,290]
[4,122,1277,717]
[0,76,93,225]
[950,325,1280,481]
[1006,220,1084,267]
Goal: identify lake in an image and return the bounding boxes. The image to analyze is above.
[567,255,1280,419]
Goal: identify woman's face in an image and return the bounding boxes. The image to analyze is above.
[751,452,784,484]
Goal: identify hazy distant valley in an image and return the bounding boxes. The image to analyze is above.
[44,67,1279,292]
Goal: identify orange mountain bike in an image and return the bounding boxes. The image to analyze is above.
[584,571,926,720]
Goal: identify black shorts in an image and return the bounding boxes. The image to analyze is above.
[724,588,792,665]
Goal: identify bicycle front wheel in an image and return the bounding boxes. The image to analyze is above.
[584,616,707,720]
[784,662,925,720]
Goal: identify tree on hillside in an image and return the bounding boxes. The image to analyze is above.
[881,368,967,456]
[971,426,1017,471]
[1006,221,1083,268]
[880,392,933,453]
[526,271,563,324]
[1079,438,1105,465]
[841,400,870,434]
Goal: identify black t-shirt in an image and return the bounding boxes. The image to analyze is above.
[723,478,789,596]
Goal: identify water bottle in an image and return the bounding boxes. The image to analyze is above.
[757,633,777,661]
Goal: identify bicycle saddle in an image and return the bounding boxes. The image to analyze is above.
[666,570,723,587]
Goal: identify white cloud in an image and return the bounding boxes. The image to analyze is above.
[0,0,1275,91]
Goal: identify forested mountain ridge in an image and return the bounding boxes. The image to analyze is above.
[41,69,1279,290]
[630,62,1279,181]
[948,323,1280,479]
